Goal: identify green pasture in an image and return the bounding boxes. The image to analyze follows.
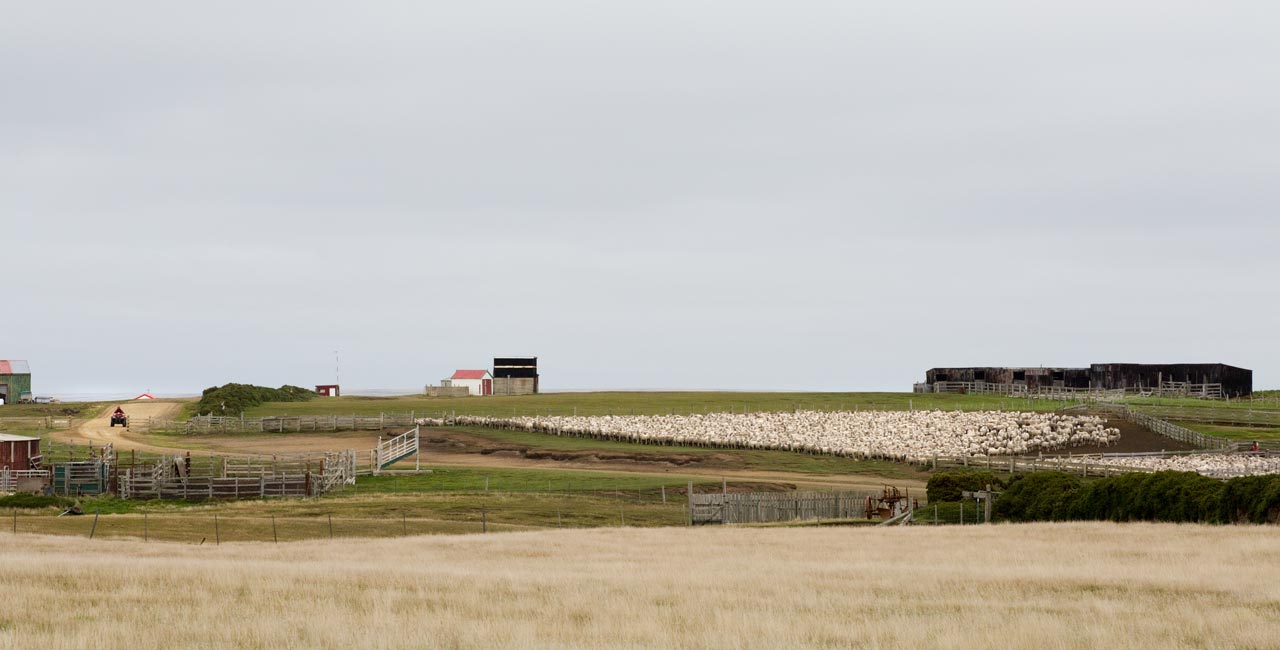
[1172,422,1280,443]
[434,425,927,480]
[244,391,1074,419]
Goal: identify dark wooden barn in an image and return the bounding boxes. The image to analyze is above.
[1088,363,1252,397]
[0,434,41,471]
[924,363,1252,397]
[493,357,539,396]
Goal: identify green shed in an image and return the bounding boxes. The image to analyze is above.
[0,360,33,405]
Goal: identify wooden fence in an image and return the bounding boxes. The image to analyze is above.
[0,416,74,431]
[1126,405,1280,429]
[1095,403,1236,450]
[931,382,1125,401]
[924,453,1156,478]
[179,413,419,434]
[118,450,360,500]
[690,489,886,525]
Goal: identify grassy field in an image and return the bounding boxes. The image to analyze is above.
[433,425,929,480]
[243,391,1076,418]
[2,463,736,542]
[0,401,109,419]
[3,523,1278,649]
[1173,422,1280,443]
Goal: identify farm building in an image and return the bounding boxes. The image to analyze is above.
[921,363,1252,397]
[442,370,492,396]
[0,434,41,471]
[0,360,32,406]
[493,357,539,396]
[315,385,340,397]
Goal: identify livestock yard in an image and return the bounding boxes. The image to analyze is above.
[2,388,1279,649]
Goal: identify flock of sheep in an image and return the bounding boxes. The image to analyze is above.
[441,410,1122,461]
[1099,454,1280,479]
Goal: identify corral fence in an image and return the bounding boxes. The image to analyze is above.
[0,416,75,431]
[177,413,419,435]
[930,382,1125,401]
[0,468,51,492]
[1124,405,1280,429]
[1095,403,1237,450]
[929,381,1226,401]
[690,489,887,525]
[118,450,359,500]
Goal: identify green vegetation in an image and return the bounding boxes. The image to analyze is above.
[0,494,74,509]
[437,426,927,481]
[247,391,1074,418]
[994,471,1280,524]
[195,383,315,416]
[925,470,1007,502]
[1173,422,1280,443]
[0,401,109,418]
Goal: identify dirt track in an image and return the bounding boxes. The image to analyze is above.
[55,400,186,453]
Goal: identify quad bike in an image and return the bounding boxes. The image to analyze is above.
[109,410,129,428]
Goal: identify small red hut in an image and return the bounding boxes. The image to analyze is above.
[0,434,41,471]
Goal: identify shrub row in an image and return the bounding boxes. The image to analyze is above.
[993,471,1280,524]
[926,470,1008,503]
[195,383,316,416]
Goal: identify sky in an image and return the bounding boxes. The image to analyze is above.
[2,1,1277,396]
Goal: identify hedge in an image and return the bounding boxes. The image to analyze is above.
[994,470,1280,524]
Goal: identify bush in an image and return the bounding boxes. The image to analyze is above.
[926,470,1004,503]
[195,383,316,416]
[993,470,1280,524]
[993,472,1083,522]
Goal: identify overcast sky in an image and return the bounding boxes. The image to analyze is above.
[3,1,1277,396]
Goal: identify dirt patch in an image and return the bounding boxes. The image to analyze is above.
[1043,413,1199,455]
[424,428,727,469]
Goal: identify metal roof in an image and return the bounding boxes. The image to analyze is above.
[450,369,491,380]
[0,434,40,442]
[0,360,30,375]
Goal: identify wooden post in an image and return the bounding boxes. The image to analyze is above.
[328,514,334,539]
[271,515,278,543]
[89,510,100,539]
[214,514,220,545]
[144,512,148,542]
[687,481,694,526]
[481,507,487,533]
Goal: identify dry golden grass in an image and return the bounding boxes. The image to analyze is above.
[2,523,1279,649]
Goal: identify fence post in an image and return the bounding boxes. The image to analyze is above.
[271,515,278,543]
[89,510,100,539]
[214,514,220,545]
[329,514,334,539]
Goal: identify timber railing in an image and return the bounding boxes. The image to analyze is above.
[0,416,74,431]
[177,413,419,435]
[690,489,886,525]
[1095,403,1237,450]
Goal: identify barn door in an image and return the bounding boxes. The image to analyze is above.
[482,379,492,396]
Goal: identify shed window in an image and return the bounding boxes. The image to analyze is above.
[935,373,950,382]
[1013,370,1026,381]
[973,370,986,381]
[1052,370,1064,381]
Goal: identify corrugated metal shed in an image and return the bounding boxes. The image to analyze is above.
[0,360,31,374]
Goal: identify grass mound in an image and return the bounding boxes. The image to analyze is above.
[195,383,316,416]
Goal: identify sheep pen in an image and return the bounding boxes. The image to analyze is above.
[439,411,1121,459]
[422,410,1280,478]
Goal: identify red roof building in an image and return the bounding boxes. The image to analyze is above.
[443,370,492,396]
